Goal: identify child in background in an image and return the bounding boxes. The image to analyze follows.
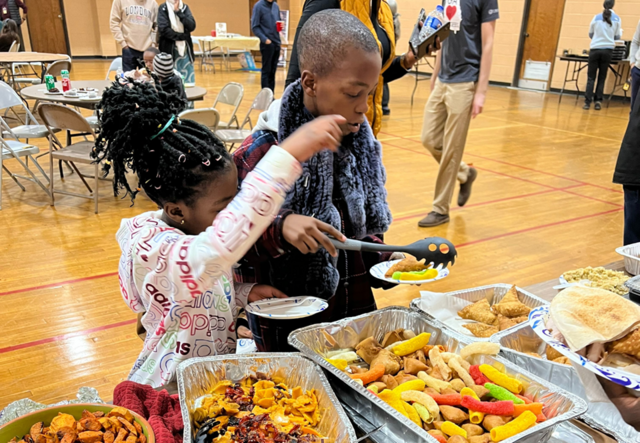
[153,52,188,109]
[143,46,160,72]
[92,79,345,387]
[234,10,395,326]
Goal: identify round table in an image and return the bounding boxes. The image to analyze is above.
[0,52,70,86]
[20,80,208,110]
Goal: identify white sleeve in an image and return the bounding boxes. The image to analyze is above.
[153,146,301,304]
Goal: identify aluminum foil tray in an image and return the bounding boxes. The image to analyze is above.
[617,242,640,276]
[176,353,357,443]
[410,284,549,341]
[289,306,587,443]
[493,324,640,443]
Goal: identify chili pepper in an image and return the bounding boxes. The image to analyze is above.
[485,383,525,404]
[429,393,462,406]
[490,410,537,442]
[480,364,523,394]
[393,332,432,356]
[461,395,515,416]
[349,364,385,385]
[469,365,490,385]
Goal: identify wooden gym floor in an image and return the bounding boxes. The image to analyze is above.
[0,59,629,408]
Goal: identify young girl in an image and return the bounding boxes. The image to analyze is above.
[93,80,345,387]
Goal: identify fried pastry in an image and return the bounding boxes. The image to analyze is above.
[497,315,517,331]
[552,356,571,365]
[493,286,532,318]
[607,328,640,359]
[458,299,497,325]
[385,256,428,277]
[463,323,499,338]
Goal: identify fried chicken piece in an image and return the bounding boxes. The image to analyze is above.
[385,256,428,277]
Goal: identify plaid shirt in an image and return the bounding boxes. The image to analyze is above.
[233,130,395,322]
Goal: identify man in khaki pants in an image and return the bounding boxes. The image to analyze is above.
[419,0,499,227]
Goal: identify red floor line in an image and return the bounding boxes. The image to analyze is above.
[559,189,623,208]
[392,185,585,223]
[0,272,119,297]
[0,319,136,355]
[380,131,624,194]
[456,207,623,248]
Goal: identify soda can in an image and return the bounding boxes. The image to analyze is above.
[61,69,70,79]
[62,77,71,92]
[45,75,55,91]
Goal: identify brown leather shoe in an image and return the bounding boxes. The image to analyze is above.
[418,211,450,227]
[458,167,478,207]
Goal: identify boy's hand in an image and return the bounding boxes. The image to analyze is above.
[472,91,486,119]
[283,214,346,256]
[247,284,288,303]
[237,326,253,339]
[280,115,346,163]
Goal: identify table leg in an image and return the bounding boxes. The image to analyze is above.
[559,60,571,103]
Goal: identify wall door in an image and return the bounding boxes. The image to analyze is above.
[27,0,70,54]
[515,0,566,90]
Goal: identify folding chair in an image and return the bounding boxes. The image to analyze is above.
[43,59,72,80]
[105,57,122,80]
[215,88,274,151]
[213,82,244,129]
[10,41,43,90]
[0,81,56,143]
[178,108,220,131]
[191,37,210,73]
[39,104,102,214]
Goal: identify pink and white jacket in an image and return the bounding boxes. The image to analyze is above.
[116,146,301,387]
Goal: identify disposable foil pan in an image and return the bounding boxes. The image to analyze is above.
[289,306,587,443]
[617,243,640,276]
[177,353,357,443]
[493,324,640,443]
[410,284,549,341]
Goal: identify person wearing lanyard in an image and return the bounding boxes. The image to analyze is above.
[285,0,438,137]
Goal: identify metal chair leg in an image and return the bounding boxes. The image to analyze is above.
[3,165,26,191]
[94,163,99,214]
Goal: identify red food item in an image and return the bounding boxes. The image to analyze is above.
[461,395,515,416]
[428,433,447,443]
[429,394,462,406]
[469,365,490,385]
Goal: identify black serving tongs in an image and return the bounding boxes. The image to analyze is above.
[329,237,457,268]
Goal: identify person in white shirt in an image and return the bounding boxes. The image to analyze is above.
[629,19,640,110]
[91,79,346,388]
[584,0,621,111]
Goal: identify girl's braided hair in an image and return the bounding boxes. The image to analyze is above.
[91,79,232,206]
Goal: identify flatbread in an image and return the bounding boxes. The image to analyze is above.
[549,286,640,351]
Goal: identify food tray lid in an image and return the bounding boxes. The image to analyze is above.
[289,306,587,443]
[177,353,357,443]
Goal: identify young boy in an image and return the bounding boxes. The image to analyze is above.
[234,9,394,326]
[153,52,188,110]
[143,46,160,72]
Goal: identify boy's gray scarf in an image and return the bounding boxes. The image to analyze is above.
[268,80,392,299]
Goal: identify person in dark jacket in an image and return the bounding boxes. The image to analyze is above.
[7,0,26,51]
[158,0,196,85]
[251,0,281,92]
[614,95,640,245]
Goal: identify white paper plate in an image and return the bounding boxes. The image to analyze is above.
[529,305,640,391]
[370,259,449,285]
[79,96,100,101]
[45,91,63,95]
[245,296,328,319]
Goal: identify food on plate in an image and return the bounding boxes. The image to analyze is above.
[391,269,439,281]
[385,256,429,278]
[48,88,60,93]
[191,375,324,443]
[457,286,531,338]
[562,266,629,296]
[8,408,145,443]
[546,286,640,373]
[322,330,550,441]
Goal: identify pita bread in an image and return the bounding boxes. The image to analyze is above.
[549,286,640,351]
